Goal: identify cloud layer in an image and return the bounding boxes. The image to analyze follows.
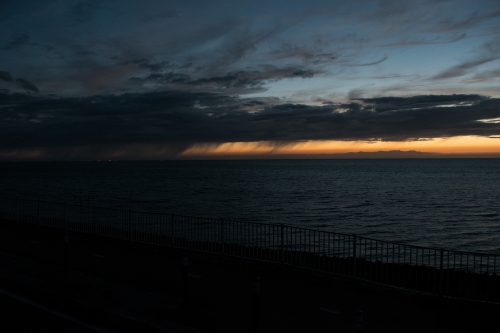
[1,90,499,159]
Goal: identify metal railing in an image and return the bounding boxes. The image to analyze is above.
[0,196,498,304]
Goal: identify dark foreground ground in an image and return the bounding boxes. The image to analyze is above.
[0,220,499,332]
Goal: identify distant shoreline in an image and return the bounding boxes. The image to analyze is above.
[2,153,500,162]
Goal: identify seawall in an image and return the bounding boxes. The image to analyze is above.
[0,219,499,332]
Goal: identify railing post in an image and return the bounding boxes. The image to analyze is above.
[128,210,132,243]
[440,248,444,295]
[352,234,357,279]
[93,206,97,236]
[63,231,69,271]
[220,218,225,256]
[253,277,260,333]
[182,254,188,302]
[63,203,67,230]
[355,310,363,333]
[171,213,175,248]
[37,200,41,227]
[63,230,69,272]
[280,224,285,264]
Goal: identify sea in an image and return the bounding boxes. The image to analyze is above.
[0,159,499,253]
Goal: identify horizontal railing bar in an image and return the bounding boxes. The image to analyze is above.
[3,196,499,256]
[354,235,500,255]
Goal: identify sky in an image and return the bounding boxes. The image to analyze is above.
[1,0,500,160]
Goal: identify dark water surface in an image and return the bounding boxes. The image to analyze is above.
[1,159,499,252]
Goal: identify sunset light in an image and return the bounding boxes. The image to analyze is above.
[181,136,500,158]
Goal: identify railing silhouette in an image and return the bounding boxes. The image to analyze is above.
[0,196,498,304]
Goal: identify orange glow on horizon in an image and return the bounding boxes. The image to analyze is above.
[1,136,499,160]
[182,136,500,157]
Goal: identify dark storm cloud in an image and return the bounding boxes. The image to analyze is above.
[70,0,102,23]
[129,72,191,85]
[204,26,281,72]
[269,42,340,65]
[432,56,499,80]
[2,34,30,50]
[466,68,500,83]
[129,66,322,93]
[356,95,485,112]
[379,33,466,47]
[432,40,500,80]
[127,59,172,72]
[359,0,499,35]
[15,78,39,93]
[0,70,13,82]
[426,8,500,33]
[0,90,35,104]
[349,54,388,66]
[123,19,276,79]
[141,10,179,22]
[188,73,263,91]
[1,91,500,159]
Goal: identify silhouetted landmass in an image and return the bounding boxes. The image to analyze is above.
[329,150,439,158]
[179,150,441,160]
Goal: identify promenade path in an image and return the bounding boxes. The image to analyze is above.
[0,220,498,332]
